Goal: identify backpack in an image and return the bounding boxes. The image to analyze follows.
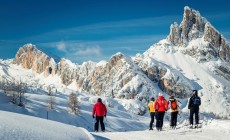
[193,96,201,106]
[171,100,177,110]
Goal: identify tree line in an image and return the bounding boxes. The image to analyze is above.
[0,78,80,118]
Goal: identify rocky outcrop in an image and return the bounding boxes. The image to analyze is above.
[134,55,194,98]
[167,6,230,62]
[167,6,206,47]
[86,53,155,99]
[14,44,56,76]
[204,23,230,62]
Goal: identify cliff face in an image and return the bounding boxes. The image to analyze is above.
[167,6,206,47]
[134,54,194,98]
[167,6,230,62]
[14,44,56,76]
[71,53,155,101]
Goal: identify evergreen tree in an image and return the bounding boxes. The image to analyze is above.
[68,92,80,115]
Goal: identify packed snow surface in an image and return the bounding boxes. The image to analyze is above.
[0,110,94,140]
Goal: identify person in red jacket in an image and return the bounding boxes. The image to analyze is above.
[92,98,107,132]
[154,92,168,131]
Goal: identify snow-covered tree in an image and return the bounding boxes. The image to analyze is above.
[1,79,27,106]
[68,92,80,115]
[46,88,56,110]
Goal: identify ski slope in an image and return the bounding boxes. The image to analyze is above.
[93,120,230,140]
[0,110,94,140]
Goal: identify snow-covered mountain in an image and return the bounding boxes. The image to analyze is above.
[1,6,230,119]
[0,6,230,140]
[140,6,230,118]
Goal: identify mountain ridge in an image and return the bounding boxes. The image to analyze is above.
[7,6,230,118]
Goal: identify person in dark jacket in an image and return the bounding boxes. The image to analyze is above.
[92,98,107,132]
[188,90,201,128]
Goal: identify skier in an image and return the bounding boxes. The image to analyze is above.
[188,90,201,128]
[168,95,179,129]
[154,93,168,131]
[92,98,107,132]
[148,97,155,130]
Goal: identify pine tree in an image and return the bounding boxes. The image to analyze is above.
[46,86,56,110]
[68,92,80,115]
[45,86,57,119]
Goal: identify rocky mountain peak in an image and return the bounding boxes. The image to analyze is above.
[14,44,56,75]
[166,6,230,62]
[167,6,206,47]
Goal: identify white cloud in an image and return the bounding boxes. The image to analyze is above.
[56,41,67,52]
[75,46,101,56]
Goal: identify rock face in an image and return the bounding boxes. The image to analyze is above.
[82,53,155,100]
[14,44,56,76]
[167,6,206,47]
[166,6,230,82]
[167,6,230,62]
[134,54,194,98]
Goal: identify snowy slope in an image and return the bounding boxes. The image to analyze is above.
[93,120,230,140]
[0,110,94,140]
[142,39,230,118]
[0,57,230,140]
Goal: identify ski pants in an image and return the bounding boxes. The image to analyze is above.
[94,116,105,131]
[155,111,165,129]
[170,111,178,127]
[189,107,199,125]
[149,112,155,129]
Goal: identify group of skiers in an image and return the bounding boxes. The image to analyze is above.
[91,90,201,132]
[148,90,201,131]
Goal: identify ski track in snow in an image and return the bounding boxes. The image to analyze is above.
[92,120,230,140]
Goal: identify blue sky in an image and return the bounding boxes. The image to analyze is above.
[0,0,230,64]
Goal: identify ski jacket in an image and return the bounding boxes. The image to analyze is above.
[154,96,168,112]
[92,102,107,117]
[168,98,179,112]
[188,95,201,109]
[148,101,155,113]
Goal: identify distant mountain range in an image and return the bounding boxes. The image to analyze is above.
[1,6,230,118]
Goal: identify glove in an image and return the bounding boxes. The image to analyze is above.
[92,115,95,118]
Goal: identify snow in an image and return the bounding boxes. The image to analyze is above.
[93,120,230,140]
[0,110,95,140]
[0,6,230,139]
[0,57,230,140]
[96,60,107,68]
[143,38,230,118]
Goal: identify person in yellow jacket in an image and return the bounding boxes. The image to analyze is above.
[168,96,179,129]
[148,97,155,130]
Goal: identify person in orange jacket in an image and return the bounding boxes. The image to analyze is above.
[168,95,179,129]
[148,97,155,130]
[92,98,107,132]
[154,93,168,131]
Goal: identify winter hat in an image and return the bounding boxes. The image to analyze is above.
[158,92,163,96]
[192,90,198,95]
[170,96,174,99]
[97,98,102,102]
